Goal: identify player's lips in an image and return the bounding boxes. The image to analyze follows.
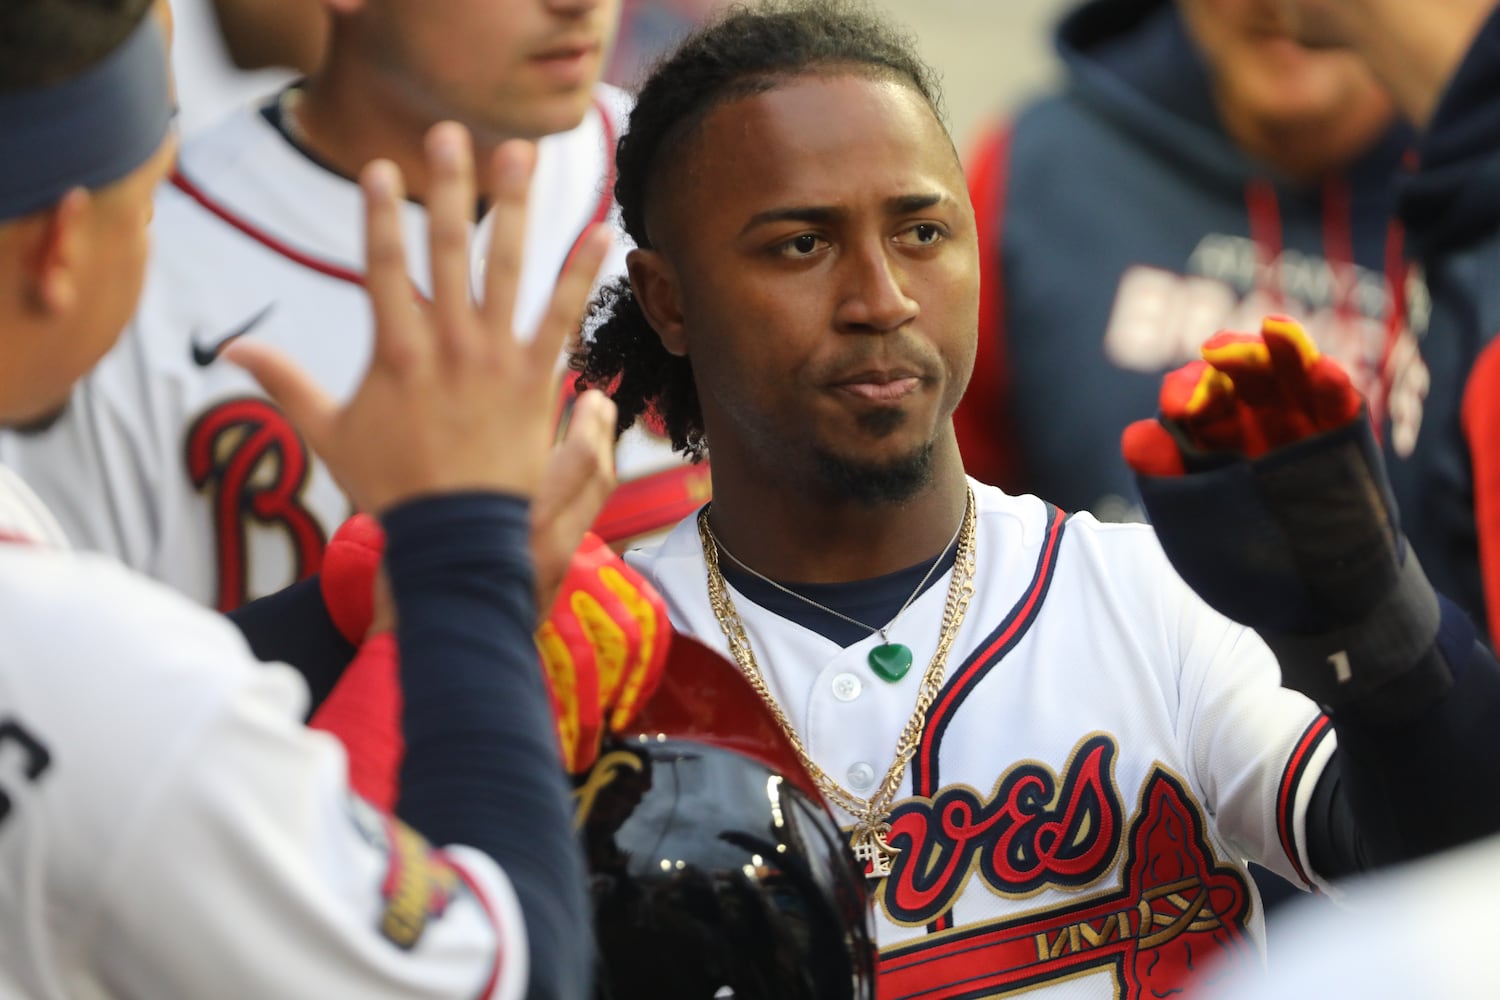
[829,368,925,403]
[529,40,601,82]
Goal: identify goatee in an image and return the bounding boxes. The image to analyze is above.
[812,440,935,506]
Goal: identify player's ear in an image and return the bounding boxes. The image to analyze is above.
[21,188,91,316]
[319,0,365,16]
[626,247,688,357]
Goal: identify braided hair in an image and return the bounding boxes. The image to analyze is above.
[570,0,946,461]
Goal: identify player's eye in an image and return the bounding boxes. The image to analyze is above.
[895,223,946,247]
[775,233,827,259]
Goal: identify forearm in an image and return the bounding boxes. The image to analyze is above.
[1306,595,1500,874]
[383,493,588,1000]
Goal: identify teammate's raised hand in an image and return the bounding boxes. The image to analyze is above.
[224,122,612,515]
[531,388,618,613]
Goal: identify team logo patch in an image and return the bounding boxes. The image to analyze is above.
[185,398,327,610]
[877,739,1254,998]
[344,797,464,950]
[883,735,1121,927]
[378,816,460,950]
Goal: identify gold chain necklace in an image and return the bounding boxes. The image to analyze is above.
[703,510,964,684]
[277,86,310,148]
[697,487,977,879]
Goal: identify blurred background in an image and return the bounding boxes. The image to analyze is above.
[606,0,1072,153]
[171,0,1073,153]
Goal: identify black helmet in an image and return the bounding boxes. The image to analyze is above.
[575,635,877,1000]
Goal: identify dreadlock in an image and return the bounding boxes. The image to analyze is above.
[570,0,946,461]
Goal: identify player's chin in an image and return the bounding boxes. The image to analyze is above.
[497,86,599,141]
[811,438,937,506]
[3,400,71,437]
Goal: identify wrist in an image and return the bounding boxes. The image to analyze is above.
[1259,552,1445,717]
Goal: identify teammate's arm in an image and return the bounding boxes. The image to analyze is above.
[1126,317,1500,876]
[222,124,611,999]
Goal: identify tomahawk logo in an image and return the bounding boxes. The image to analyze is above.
[876,739,1254,999]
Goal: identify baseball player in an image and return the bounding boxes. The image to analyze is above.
[572,3,1500,996]
[0,0,706,616]
[0,2,610,996]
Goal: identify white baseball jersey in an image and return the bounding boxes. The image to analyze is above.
[0,85,707,611]
[628,479,1335,1000]
[0,465,526,1000]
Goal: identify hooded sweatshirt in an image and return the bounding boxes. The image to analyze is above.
[956,0,1500,638]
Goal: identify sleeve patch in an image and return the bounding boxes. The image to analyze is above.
[378,816,460,950]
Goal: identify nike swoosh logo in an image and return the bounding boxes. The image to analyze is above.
[191,304,275,367]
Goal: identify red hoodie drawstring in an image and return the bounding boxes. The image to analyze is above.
[1245,178,1285,310]
[1244,176,1412,442]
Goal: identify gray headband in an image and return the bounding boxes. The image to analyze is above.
[0,14,173,221]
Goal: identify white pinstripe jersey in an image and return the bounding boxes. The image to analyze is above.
[627,479,1335,1000]
[0,466,526,1000]
[0,85,706,611]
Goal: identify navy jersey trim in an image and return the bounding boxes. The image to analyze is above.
[914,503,1068,799]
[910,502,1066,933]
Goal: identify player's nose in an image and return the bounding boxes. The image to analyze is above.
[835,242,919,334]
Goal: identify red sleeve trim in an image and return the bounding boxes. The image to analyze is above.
[559,96,618,275]
[1276,713,1333,888]
[445,853,508,1000]
[1462,336,1500,639]
[951,123,1023,492]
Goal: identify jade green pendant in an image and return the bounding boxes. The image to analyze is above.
[868,642,914,683]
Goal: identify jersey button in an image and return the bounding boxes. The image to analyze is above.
[832,672,862,702]
[847,762,876,790]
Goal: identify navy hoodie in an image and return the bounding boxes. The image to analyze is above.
[957,0,1500,638]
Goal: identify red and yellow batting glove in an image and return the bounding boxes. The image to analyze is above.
[535,532,671,773]
[311,514,401,808]
[312,516,672,782]
[1118,314,1445,716]
[1122,314,1363,476]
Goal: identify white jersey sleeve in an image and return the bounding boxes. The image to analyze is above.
[0,535,525,1000]
[1118,521,1336,893]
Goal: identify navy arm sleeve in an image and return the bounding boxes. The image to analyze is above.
[227,578,355,714]
[382,492,588,1000]
[1306,595,1500,876]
